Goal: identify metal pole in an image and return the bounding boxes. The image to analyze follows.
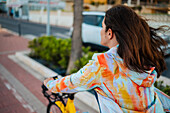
[46,0,50,36]
[18,23,21,36]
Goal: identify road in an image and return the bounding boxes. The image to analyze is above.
[162,56,170,78]
[0,15,169,78]
[0,16,70,39]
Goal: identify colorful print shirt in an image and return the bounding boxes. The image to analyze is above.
[46,45,170,113]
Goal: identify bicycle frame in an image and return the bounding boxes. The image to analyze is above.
[55,98,76,113]
[42,84,76,113]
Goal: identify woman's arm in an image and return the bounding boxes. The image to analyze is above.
[44,55,102,93]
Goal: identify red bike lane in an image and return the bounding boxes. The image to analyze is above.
[0,29,83,113]
[0,29,48,113]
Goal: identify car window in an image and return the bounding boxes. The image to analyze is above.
[83,15,104,27]
[97,16,104,27]
[83,15,97,26]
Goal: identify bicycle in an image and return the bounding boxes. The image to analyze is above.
[41,77,76,113]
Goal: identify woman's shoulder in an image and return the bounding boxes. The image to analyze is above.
[92,53,103,60]
[92,52,115,68]
[91,53,108,67]
[92,50,122,62]
[91,49,124,70]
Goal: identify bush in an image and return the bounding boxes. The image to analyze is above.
[90,1,101,7]
[29,36,71,70]
[154,81,170,96]
[83,5,90,11]
[70,46,98,73]
[28,36,99,74]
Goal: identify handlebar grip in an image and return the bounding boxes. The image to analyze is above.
[69,94,75,100]
[52,76,58,80]
[41,84,48,91]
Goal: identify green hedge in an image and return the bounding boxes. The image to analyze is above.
[28,36,97,73]
[70,46,98,73]
[154,81,170,96]
[29,36,71,69]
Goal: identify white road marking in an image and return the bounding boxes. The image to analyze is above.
[4,82,35,113]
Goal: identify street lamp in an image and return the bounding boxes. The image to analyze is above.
[46,0,50,36]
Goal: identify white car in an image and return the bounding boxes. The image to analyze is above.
[69,11,105,46]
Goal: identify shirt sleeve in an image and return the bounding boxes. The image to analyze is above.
[46,54,102,93]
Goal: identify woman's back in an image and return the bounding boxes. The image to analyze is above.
[94,46,164,112]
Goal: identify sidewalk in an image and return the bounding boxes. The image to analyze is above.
[0,29,48,113]
[0,27,93,113]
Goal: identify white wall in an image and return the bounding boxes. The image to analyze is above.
[29,10,73,27]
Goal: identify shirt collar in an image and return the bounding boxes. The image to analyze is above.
[106,44,119,54]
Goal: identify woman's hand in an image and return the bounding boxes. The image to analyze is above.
[44,78,54,87]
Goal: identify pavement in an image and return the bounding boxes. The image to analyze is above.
[0,28,47,113]
[0,28,99,113]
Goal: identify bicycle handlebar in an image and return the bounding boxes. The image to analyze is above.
[41,76,57,93]
[41,76,75,103]
[42,84,48,91]
[52,76,58,80]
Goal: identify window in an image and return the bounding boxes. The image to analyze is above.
[83,15,97,26]
[97,15,104,27]
[83,15,104,27]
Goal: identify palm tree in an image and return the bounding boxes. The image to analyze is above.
[66,0,83,74]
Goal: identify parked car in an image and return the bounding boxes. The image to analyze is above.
[69,11,107,51]
[148,22,170,56]
[159,33,170,57]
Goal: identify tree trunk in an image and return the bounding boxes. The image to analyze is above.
[66,0,83,74]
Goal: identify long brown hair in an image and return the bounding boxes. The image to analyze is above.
[105,5,168,78]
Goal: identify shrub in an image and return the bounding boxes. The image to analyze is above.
[154,81,170,96]
[83,5,90,11]
[28,36,99,74]
[28,36,71,70]
[70,46,98,73]
[90,1,100,7]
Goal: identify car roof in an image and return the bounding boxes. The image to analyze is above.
[83,11,105,16]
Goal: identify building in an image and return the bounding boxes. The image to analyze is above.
[0,0,65,19]
[84,0,107,4]
[0,0,7,14]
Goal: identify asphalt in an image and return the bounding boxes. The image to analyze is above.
[0,16,70,39]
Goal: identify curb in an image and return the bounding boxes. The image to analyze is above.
[15,50,100,113]
[15,50,59,78]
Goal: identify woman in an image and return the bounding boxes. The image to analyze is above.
[44,5,170,112]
